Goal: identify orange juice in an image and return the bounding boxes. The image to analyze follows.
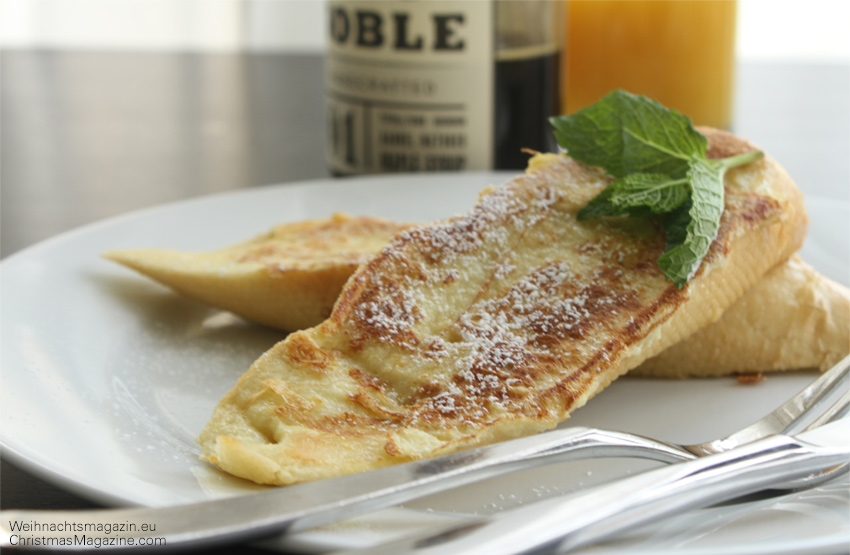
[564,0,737,129]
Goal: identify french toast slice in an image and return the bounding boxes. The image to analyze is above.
[633,255,849,377]
[103,214,408,332]
[105,220,847,377]
[197,129,808,486]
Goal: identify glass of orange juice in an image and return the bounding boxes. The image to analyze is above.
[564,0,737,129]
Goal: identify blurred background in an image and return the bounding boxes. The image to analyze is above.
[3,0,848,59]
[2,1,848,256]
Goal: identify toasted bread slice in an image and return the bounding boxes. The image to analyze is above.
[103,214,409,332]
[633,255,850,377]
[105,222,847,377]
[197,129,808,486]
[104,209,845,379]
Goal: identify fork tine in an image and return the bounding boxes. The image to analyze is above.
[776,353,850,435]
[805,388,850,431]
[714,354,849,450]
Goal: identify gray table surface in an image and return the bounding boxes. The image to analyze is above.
[1,50,849,553]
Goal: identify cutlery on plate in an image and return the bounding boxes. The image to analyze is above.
[335,413,850,555]
[1,355,847,552]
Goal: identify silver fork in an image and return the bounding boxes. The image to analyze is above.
[337,399,850,555]
[2,355,848,552]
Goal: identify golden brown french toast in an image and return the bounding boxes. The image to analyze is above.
[196,129,808,486]
[105,219,846,377]
[633,255,849,377]
[103,214,408,332]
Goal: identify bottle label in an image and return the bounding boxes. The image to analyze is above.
[325,1,494,174]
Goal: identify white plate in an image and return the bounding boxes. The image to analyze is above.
[1,173,848,554]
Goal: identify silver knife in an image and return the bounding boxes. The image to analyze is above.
[333,417,850,555]
[0,426,688,551]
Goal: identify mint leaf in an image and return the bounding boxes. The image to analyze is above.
[550,90,764,288]
[608,173,690,214]
[577,187,626,220]
[656,159,725,287]
[577,173,688,221]
[662,196,693,248]
[550,90,707,178]
[577,185,655,220]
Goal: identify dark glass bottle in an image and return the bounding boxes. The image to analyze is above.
[325,0,562,175]
[494,1,562,169]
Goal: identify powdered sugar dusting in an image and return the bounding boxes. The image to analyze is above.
[494,260,517,280]
[406,258,639,425]
[391,181,560,265]
[355,292,419,339]
[339,170,660,428]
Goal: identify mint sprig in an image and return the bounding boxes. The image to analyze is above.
[550,90,763,288]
